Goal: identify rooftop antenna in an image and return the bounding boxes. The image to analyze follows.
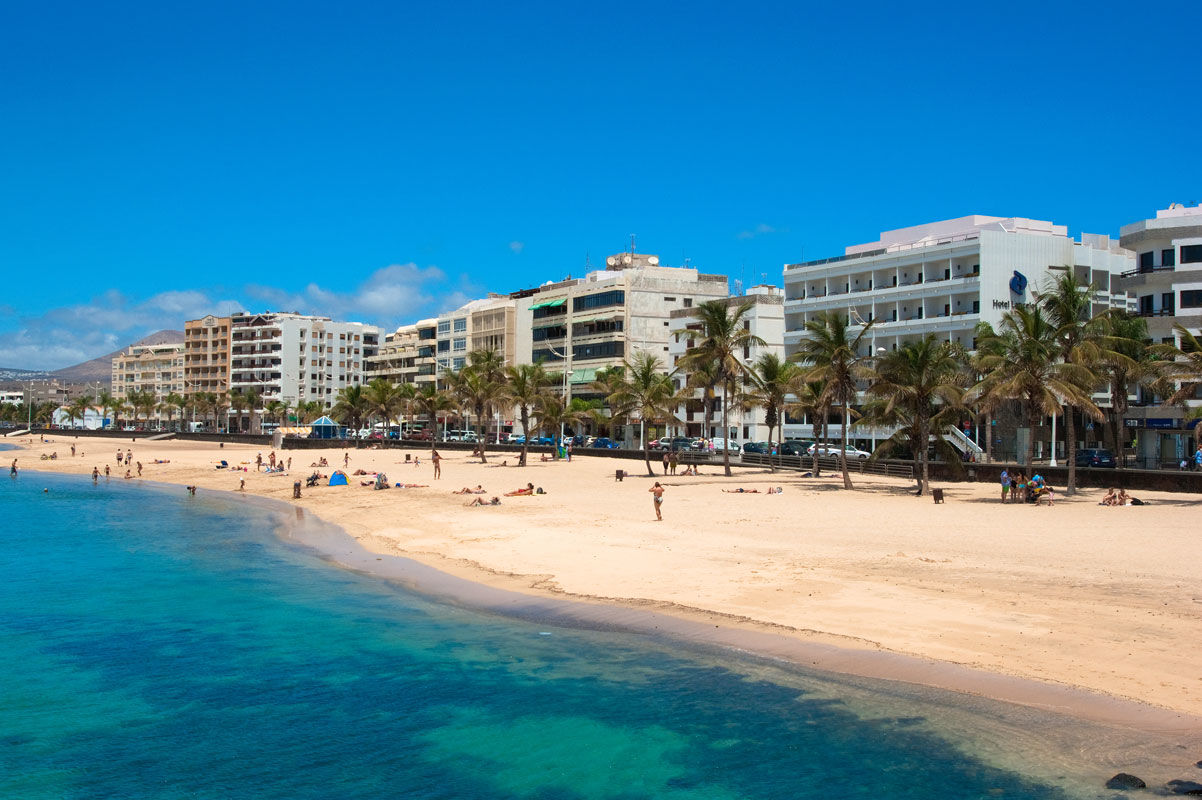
[585,250,592,271]
[629,233,636,256]
[734,278,744,296]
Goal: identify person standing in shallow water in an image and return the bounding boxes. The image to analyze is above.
[649,481,665,521]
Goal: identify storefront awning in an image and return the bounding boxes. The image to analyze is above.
[277,426,312,436]
[528,298,567,311]
[569,312,623,324]
[569,368,599,385]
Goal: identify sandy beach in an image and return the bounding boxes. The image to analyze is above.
[11,435,1202,728]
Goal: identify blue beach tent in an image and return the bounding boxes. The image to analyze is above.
[328,470,348,487]
[309,416,344,440]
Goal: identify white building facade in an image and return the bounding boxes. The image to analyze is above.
[1116,203,1202,466]
[781,215,1135,451]
[667,285,785,444]
[229,312,380,410]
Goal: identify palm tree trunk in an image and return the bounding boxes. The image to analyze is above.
[839,399,853,490]
[1023,400,1036,468]
[643,429,653,477]
[519,407,529,467]
[812,408,823,477]
[984,410,993,464]
[1064,405,1077,496]
[721,380,732,477]
[918,414,930,496]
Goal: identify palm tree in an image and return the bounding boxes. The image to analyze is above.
[785,376,828,477]
[66,394,92,428]
[506,362,553,466]
[228,390,249,433]
[747,354,799,472]
[243,389,263,434]
[865,335,965,496]
[972,305,1101,469]
[533,394,581,453]
[608,351,685,477]
[262,399,286,426]
[331,385,371,438]
[410,384,454,455]
[95,391,116,430]
[364,378,404,435]
[1097,313,1160,466]
[589,366,632,443]
[1152,323,1202,412]
[686,359,721,440]
[162,392,184,431]
[676,300,765,476]
[1038,271,1111,495]
[792,311,876,489]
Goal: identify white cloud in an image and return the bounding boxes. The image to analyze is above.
[736,223,778,240]
[509,241,525,254]
[0,263,479,371]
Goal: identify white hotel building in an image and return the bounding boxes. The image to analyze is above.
[783,215,1133,357]
[782,215,1135,448]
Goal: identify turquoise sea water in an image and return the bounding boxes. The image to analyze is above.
[1,470,1090,799]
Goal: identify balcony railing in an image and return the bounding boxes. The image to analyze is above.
[1122,265,1175,278]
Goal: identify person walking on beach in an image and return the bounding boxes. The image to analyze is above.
[92,466,99,482]
[10,459,17,477]
[71,443,76,457]
[662,451,670,475]
[286,457,291,471]
[999,469,1009,503]
[269,451,276,469]
[136,461,143,477]
[565,441,572,462]
[104,465,110,478]
[344,452,349,469]
[256,452,263,471]
[432,450,442,480]
[649,481,665,521]
[669,451,679,476]
[125,449,132,466]
[115,448,121,465]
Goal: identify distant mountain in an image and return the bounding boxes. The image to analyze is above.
[40,329,187,387]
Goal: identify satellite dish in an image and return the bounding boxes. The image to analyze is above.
[622,254,633,265]
[606,256,617,267]
[648,256,659,265]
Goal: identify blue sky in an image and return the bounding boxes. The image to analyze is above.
[2,0,1199,369]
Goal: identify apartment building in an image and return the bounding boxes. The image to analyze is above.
[1116,202,1202,465]
[183,315,232,400]
[517,253,730,400]
[783,215,1134,357]
[433,296,518,378]
[229,312,380,410]
[667,285,785,443]
[111,341,187,424]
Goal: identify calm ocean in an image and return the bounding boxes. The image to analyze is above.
[1,469,1110,798]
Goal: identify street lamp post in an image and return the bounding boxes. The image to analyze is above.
[544,343,571,442]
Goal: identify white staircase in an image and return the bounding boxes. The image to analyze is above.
[945,426,984,457]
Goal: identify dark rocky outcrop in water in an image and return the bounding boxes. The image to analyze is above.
[1104,773,1146,790]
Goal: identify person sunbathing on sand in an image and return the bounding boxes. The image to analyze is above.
[453,485,486,494]
[1100,488,1117,506]
[723,487,759,493]
[465,496,501,507]
[152,459,170,464]
[505,483,535,496]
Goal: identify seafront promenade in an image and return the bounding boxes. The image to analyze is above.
[10,434,1202,729]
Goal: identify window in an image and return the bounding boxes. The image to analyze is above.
[437,340,450,353]
[573,290,625,312]
[453,318,467,333]
[1182,245,1202,264]
[1139,251,1155,269]
[664,296,676,302]
[1181,290,1202,308]
[452,338,467,352]
[572,340,624,360]
[437,320,451,335]
[683,298,692,308]
[453,357,465,370]
[532,325,567,342]
[1139,295,1154,314]
[1162,249,1176,267]
[1162,293,1175,314]
[531,348,565,363]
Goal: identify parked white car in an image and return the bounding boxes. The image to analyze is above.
[807,444,871,460]
[708,437,740,453]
